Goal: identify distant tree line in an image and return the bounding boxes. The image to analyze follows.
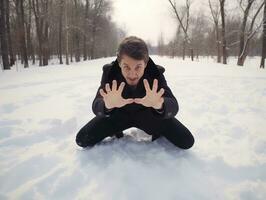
[0,0,126,70]
[160,0,266,68]
[1,0,265,69]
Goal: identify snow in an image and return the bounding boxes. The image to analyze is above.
[0,56,266,200]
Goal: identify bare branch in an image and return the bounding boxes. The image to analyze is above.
[168,0,191,42]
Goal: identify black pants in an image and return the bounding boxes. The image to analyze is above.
[76,109,194,149]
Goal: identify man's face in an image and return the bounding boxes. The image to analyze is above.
[119,54,147,86]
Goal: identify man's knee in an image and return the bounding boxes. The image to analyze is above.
[75,129,95,148]
[179,134,194,149]
[173,132,194,149]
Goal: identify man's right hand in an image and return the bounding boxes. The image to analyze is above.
[99,80,134,109]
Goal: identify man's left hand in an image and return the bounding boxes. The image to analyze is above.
[134,79,165,109]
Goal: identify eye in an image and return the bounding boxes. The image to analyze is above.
[135,66,142,71]
[123,66,130,71]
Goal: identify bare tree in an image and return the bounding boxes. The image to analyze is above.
[260,0,266,68]
[190,12,210,59]
[83,0,90,61]
[209,0,221,63]
[157,32,165,56]
[184,0,192,60]
[219,0,227,64]
[0,0,10,69]
[90,0,104,59]
[32,0,50,66]
[168,0,194,60]
[26,0,35,65]
[58,0,64,64]
[15,0,29,68]
[65,0,69,65]
[237,0,265,66]
[0,0,128,69]
[73,0,81,62]
[170,12,186,58]
[6,0,15,66]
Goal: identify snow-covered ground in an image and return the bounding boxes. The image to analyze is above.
[0,56,266,200]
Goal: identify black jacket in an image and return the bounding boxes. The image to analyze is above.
[92,57,179,119]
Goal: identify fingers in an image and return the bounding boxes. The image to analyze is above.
[99,89,106,97]
[134,98,143,104]
[159,97,164,104]
[118,82,125,93]
[152,79,158,92]
[143,79,151,92]
[120,98,134,107]
[124,98,134,105]
[158,88,165,97]
[105,83,111,93]
[112,80,117,91]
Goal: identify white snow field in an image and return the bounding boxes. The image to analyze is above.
[0,56,266,200]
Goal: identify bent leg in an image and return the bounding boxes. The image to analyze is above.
[134,109,194,149]
[76,111,131,147]
[158,118,194,149]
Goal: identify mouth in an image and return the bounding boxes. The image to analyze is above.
[127,78,138,85]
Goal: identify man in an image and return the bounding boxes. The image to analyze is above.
[76,36,194,149]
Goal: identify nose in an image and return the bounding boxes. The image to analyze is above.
[128,70,137,78]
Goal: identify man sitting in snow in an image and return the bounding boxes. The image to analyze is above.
[76,36,194,149]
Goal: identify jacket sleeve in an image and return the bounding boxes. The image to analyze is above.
[92,65,112,117]
[153,71,179,119]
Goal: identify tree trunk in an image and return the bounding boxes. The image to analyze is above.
[0,0,10,69]
[42,0,49,66]
[260,0,266,68]
[65,0,69,65]
[70,40,73,62]
[71,33,74,62]
[182,40,186,60]
[83,0,89,61]
[237,40,249,66]
[90,26,96,59]
[215,24,221,63]
[190,48,194,61]
[237,1,264,66]
[209,0,221,63]
[32,0,49,66]
[43,19,49,66]
[237,50,248,66]
[26,0,35,65]
[16,0,29,68]
[5,0,15,66]
[32,0,42,66]
[74,0,80,62]
[220,0,227,64]
[58,0,63,64]
[237,1,253,66]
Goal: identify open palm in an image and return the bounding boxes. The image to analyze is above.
[99,80,134,109]
[134,79,165,109]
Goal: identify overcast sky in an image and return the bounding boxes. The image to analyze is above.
[110,0,242,46]
[110,0,179,46]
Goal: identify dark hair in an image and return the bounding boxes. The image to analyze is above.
[117,36,149,64]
